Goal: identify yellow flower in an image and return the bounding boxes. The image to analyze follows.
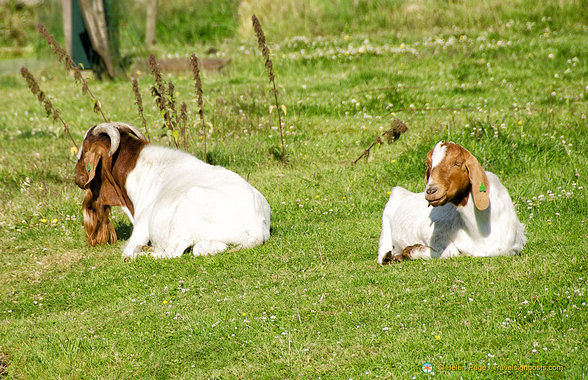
[52,219,58,224]
[435,335,441,340]
[40,219,47,223]
[387,191,391,195]
[391,160,396,164]
[70,146,78,155]
[518,120,523,126]
[342,196,346,200]
[242,313,247,316]
[163,300,168,304]
[316,195,320,199]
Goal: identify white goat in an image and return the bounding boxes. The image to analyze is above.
[75,122,271,259]
[377,141,525,264]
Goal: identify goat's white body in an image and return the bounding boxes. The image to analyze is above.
[377,172,525,262]
[122,145,271,259]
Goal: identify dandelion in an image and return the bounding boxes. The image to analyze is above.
[163,300,168,304]
[435,335,441,340]
[40,219,47,223]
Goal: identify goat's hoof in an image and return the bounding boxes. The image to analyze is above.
[399,244,423,261]
[380,251,393,265]
[392,254,405,263]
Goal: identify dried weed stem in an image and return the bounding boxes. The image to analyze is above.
[353,119,408,165]
[131,78,149,140]
[252,14,286,165]
[190,54,207,162]
[148,53,178,147]
[20,67,78,148]
[38,23,108,122]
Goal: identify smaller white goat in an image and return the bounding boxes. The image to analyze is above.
[377,141,525,264]
[75,122,271,259]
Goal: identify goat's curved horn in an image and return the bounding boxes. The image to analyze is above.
[111,122,148,142]
[92,122,147,156]
[92,123,121,156]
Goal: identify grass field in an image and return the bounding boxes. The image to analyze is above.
[0,1,586,378]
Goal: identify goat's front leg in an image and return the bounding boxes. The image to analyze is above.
[398,242,459,260]
[122,222,150,260]
[391,244,423,262]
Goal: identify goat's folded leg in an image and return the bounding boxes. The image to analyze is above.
[122,226,150,260]
[378,251,393,265]
[391,244,423,262]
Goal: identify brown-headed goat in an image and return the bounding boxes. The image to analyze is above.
[377,141,526,264]
[75,122,271,259]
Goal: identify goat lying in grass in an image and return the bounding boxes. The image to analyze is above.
[377,141,526,264]
[74,122,271,259]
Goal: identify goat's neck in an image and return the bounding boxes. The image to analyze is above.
[455,192,492,238]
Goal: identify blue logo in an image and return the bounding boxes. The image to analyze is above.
[422,362,433,374]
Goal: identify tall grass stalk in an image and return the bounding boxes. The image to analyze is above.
[252,14,286,165]
[131,78,149,140]
[179,101,188,150]
[20,67,78,149]
[147,53,178,147]
[353,119,408,165]
[190,54,207,162]
[37,23,108,123]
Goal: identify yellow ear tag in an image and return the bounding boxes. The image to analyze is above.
[479,182,486,192]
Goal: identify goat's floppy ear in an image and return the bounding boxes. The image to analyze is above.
[84,149,104,188]
[465,151,489,210]
[424,149,433,184]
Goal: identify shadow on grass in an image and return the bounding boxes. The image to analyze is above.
[115,222,133,242]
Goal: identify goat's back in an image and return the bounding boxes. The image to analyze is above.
[125,145,271,250]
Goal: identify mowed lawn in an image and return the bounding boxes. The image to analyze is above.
[0,1,586,378]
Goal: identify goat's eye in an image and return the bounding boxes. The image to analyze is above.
[453,161,463,167]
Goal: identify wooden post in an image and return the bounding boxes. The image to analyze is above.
[62,0,72,55]
[146,0,157,49]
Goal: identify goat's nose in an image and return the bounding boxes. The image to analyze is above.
[426,186,438,195]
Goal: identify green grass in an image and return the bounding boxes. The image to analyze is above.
[0,1,587,378]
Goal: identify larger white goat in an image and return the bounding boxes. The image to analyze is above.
[377,141,525,264]
[74,122,271,259]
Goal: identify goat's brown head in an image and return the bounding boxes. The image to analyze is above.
[424,141,489,210]
[74,122,147,246]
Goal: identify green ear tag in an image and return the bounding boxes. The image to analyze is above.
[479,182,486,192]
[87,164,91,172]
